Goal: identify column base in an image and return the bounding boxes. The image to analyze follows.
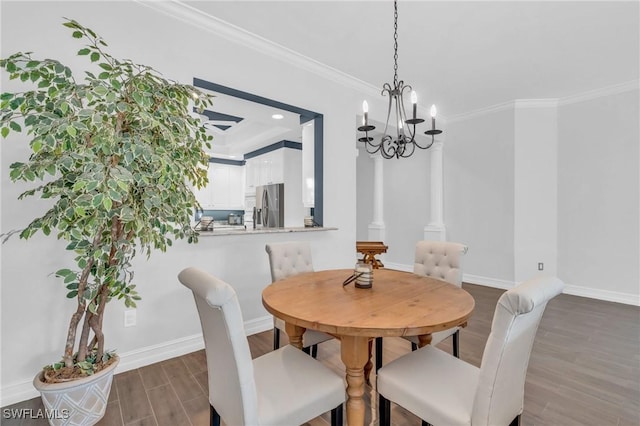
[368,223,386,242]
[423,224,446,241]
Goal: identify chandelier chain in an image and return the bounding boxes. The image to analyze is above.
[393,0,399,86]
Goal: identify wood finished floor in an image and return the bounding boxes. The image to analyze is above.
[3,283,639,426]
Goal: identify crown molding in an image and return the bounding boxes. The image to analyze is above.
[446,100,515,123]
[134,0,380,99]
[514,99,559,108]
[134,1,636,124]
[558,80,639,106]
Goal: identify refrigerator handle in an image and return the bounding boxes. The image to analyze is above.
[262,188,269,227]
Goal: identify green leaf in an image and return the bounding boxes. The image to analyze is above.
[9,122,21,132]
[90,52,100,62]
[1,127,8,138]
[66,290,78,299]
[102,197,113,211]
[78,48,90,56]
[55,268,74,277]
[132,92,143,105]
[98,63,112,71]
[0,92,13,101]
[93,86,107,96]
[98,72,110,80]
[66,125,77,137]
[32,139,43,152]
[72,31,83,38]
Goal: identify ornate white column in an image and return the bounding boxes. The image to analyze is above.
[368,153,386,242]
[424,140,446,241]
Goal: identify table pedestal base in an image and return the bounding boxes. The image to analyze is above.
[340,335,369,426]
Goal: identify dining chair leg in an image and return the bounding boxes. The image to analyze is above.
[379,394,391,426]
[273,327,280,350]
[421,421,433,426]
[210,405,220,426]
[453,329,460,358]
[330,403,343,426]
[311,344,318,358]
[411,342,418,351]
[509,414,521,426]
[302,346,311,355]
[375,337,383,371]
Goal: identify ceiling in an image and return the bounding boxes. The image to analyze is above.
[196,89,302,158]
[185,1,639,117]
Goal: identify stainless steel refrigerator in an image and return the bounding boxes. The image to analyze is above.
[255,183,284,228]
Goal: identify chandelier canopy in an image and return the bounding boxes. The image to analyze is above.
[358,0,442,159]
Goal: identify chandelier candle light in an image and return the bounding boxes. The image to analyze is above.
[358,0,443,159]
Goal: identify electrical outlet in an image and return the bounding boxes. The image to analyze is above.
[124,309,137,327]
[538,262,544,271]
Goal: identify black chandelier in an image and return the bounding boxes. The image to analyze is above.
[358,0,442,159]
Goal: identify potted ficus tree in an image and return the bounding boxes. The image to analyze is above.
[1,19,212,425]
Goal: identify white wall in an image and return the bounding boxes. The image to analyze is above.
[355,145,431,265]
[557,89,639,303]
[445,109,516,284]
[514,102,558,282]
[355,147,374,241]
[382,152,431,265]
[1,1,362,405]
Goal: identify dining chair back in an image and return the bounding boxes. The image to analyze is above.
[413,240,468,286]
[266,240,314,282]
[178,267,258,425]
[471,276,564,425]
[179,267,345,426]
[396,241,468,359]
[266,241,333,355]
[377,276,564,426]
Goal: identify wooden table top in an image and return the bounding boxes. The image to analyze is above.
[262,268,475,338]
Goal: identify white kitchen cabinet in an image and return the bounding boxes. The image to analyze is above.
[227,165,245,209]
[194,162,245,210]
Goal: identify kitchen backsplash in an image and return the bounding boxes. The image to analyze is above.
[194,209,245,222]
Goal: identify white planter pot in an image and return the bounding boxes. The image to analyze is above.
[33,355,119,426]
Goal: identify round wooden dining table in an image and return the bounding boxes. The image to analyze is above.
[262,268,475,426]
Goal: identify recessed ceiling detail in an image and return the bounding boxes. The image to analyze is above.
[198,109,244,123]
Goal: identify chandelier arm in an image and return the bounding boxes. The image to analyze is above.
[382,87,393,137]
[394,93,403,141]
[399,136,416,158]
[380,135,396,159]
[365,142,382,155]
[413,135,435,150]
[398,83,414,141]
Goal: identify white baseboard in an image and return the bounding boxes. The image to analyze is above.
[0,316,273,407]
[563,284,640,306]
[384,266,639,306]
[383,262,412,272]
[463,273,516,290]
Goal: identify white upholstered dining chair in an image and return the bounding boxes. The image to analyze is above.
[375,241,468,370]
[265,241,333,357]
[377,276,565,426]
[178,267,345,426]
[408,241,468,354]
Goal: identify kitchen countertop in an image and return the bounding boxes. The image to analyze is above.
[195,226,338,237]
